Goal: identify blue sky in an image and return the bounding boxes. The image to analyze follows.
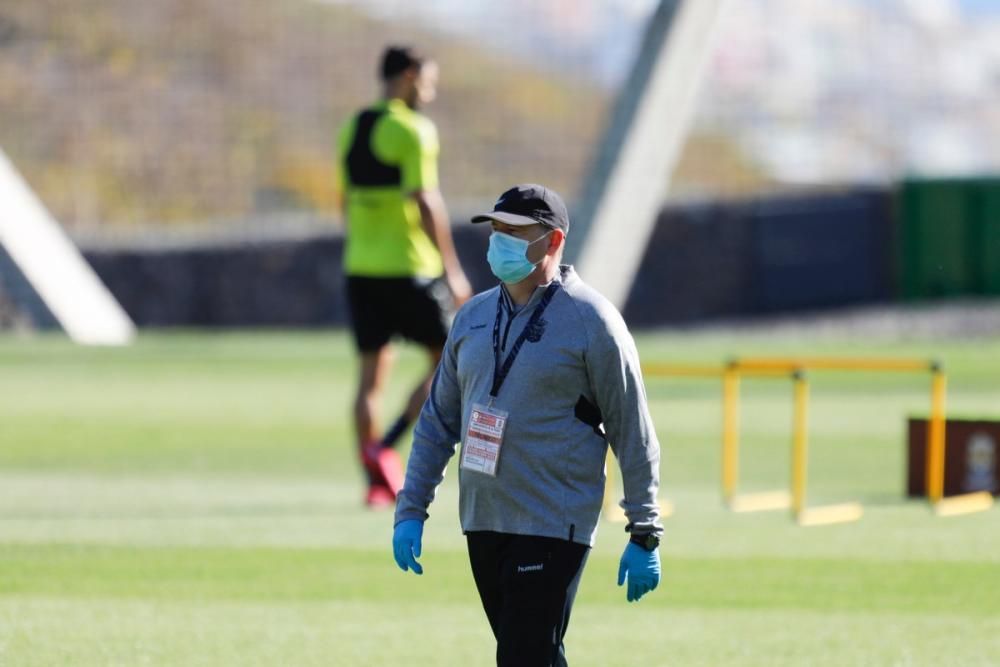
[959,0,1000,13]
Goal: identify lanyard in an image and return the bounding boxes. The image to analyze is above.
[490,283,560,400]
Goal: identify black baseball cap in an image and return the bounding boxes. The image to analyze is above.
[470,184,569,234]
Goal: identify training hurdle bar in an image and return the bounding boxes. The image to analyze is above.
[639,363,801,516]
[786,369,864,526]
[600,363,723,523]
[736,357,993,520]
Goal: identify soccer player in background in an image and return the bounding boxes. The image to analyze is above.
[336,46,472,507]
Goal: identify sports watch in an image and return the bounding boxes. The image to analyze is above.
[629,532,660,551]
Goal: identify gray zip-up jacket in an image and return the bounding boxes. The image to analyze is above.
[394,265,661,546]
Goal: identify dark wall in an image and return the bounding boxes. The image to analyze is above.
[623,188,895,325]
[748,189,894,313]
[84,224,494,327]
[83,189,897,329]
[0,244,58,329]
[86,239,344,327]
[623,201,754,325]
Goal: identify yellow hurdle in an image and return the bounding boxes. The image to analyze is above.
[789,371,863,526]
[642,363,725,378]
[735,357,935,373]
[644,361,799,514]
[721,364,796,512]
[721,367,739,505]
[641,358,994,523]
[926,370,947,504]
[790,372,809,517]
[736,357,991,517]
[934,492,994,516]
[924,370,994,515]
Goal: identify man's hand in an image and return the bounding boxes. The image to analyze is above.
[617,542,660,602]
[392,519,425,575]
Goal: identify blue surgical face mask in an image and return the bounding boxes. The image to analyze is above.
[486,230,552,284]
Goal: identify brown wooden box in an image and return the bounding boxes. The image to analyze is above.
[907,418,1000,497]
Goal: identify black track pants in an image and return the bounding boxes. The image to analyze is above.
[466,531,590,667]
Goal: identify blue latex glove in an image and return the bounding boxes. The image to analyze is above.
[392,519,424,575]
[617,542,660,602]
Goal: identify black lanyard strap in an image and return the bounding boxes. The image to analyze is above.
[490,282,560,399]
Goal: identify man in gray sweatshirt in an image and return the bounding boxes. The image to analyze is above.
[392,183,662,667]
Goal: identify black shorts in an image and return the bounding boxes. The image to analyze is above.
[345,275,455,352]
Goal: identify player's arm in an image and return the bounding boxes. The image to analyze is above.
[333,163,347,225]
[413,189,471,305]
[401,121,471,305]
[333,123,349,226]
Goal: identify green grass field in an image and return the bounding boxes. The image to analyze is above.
[1,331,998,666]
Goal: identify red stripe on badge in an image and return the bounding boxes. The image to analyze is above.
[470,431,502,445]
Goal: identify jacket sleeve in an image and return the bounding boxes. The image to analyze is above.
[585,309,663,536]
[393,319,464,526]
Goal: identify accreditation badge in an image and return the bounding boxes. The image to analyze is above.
[460,403,509,476]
